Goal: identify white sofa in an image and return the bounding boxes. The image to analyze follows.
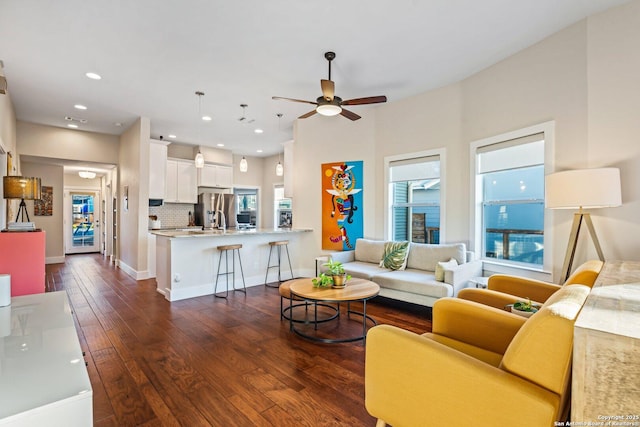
[328,238,482,307]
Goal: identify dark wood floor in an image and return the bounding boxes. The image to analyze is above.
[46,254,432,426]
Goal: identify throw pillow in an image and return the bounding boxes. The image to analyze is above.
[435,258,459,281]
[379,241,410,271]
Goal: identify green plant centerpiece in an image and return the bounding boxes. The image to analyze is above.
[312,273,334,288]
[511,298,540,318]
[312,259,352,288]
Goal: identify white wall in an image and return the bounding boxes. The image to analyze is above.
[117,117,151,278]
[261,153,285,229]
[375,84,463,242]
[0,64,16,154]
[460,20,589,280]
[13,122,119,262]
[0,64,17,229]
[293,1,640,280]
[232,153,286,229]
[17,121,119,164]
[21,162,64,262]
[586,0,640,262]
[293,114,377,257]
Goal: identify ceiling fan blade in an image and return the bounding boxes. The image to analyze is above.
[272,96,318,106]
[340,108,361,121]
[321,79,334,101]
[342,95,387,106]
[299,110,317,119]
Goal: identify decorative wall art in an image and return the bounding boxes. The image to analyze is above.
[34,185,53,216]
[321,161,363,250]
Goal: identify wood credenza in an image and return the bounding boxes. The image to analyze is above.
[572,261,640,424]
[0,231,46,296]
[0,291,92,426]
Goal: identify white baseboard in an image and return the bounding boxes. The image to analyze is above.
[46,256,65,264]
[117,260,160,281]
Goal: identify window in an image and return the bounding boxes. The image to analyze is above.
[235,188,258,226]
[388,153,442,243]
[472,123,554,271]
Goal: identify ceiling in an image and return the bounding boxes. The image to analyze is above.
[0,0,629,160]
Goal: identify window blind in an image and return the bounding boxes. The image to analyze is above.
[390,155,440,182]
[477,133,544,174]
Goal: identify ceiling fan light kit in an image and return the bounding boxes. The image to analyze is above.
[316,100,342,117]
[272,51,387,121]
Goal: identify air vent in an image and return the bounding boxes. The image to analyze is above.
[64,116,88,123]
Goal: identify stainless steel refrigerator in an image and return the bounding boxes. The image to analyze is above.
[195,192,236,229]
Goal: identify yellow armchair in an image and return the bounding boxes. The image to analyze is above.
[365,284,591,427]
[457,259,602,310]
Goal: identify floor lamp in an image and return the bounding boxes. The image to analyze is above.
[3,176,42,223]
[545,168,621,284]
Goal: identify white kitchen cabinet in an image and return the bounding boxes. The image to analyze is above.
[149,139,168,199]
[165,159,197,204]
[197,164,233,188]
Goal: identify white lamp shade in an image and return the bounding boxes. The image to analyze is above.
[316,104,342,116]
[275,161,283,176]
[239,157,248,172]
[78,171,96,179]
[195,151,204,168]
[545,167,621,209]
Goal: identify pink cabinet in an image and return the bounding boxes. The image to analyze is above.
[0,230,46,296]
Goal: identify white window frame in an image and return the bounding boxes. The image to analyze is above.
[384,148,446,241]
[470,121,555,280]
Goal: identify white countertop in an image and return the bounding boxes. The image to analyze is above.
[0,291,92,422]
[150,227,312,238]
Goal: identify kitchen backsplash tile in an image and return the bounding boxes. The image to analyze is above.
[149,203,196,228]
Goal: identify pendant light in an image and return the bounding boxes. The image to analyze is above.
[194,91,205,168]
[195,151,204,168]
[275,113,284,176]
[240,156,248,172]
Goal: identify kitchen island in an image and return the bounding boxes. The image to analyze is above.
[151,228,313,301]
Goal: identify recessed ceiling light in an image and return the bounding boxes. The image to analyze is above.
[67,124,78,128]
[254,128,263,134]
[168,134,177,139]
[113,122,122,127]
[202,115,212,121]
[256,149,263,153]
[217,143,225,147]
[74,104,87,110]
[85,72,102,80]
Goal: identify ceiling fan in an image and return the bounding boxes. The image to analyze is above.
[272,51,387,121]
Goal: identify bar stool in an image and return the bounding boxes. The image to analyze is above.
[214,244,246,298]
[264,240,294,288]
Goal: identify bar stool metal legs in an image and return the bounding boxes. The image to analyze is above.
[214,244,246,298]
[264,240,293,288]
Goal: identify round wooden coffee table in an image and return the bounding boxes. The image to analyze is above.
[287,277,380,343]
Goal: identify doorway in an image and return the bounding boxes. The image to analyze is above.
[65,190,101,254]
